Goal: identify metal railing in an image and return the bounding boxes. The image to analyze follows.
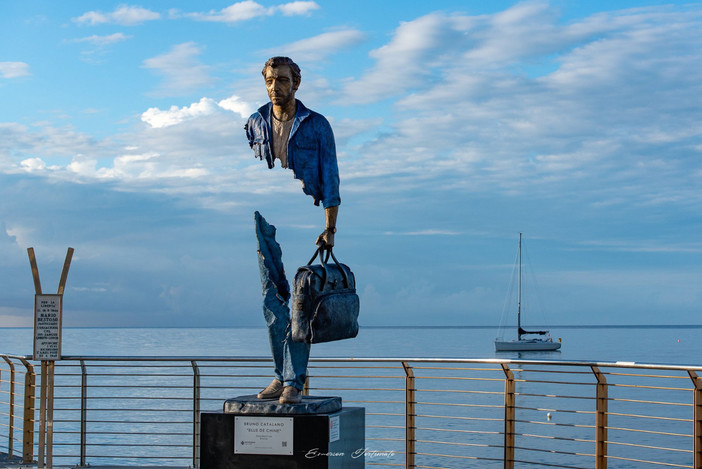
[2,353,702,468]
[0,354,35,464]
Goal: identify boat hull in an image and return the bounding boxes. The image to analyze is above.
[494,340,561,352]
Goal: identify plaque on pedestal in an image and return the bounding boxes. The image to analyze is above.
[201,395,364,468]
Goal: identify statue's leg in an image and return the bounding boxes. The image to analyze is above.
[255,212,289,383]
[283,330,310,390]
[254,212,310,391]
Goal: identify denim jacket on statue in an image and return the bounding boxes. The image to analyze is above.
[245,100,341,208]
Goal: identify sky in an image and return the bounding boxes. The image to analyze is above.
[1,1,701,329]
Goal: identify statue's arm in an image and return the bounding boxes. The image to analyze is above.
[317,205,338,248]
[316,116,340,248]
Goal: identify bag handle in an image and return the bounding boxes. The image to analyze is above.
[306,246,350,290]
[307,246,330,265]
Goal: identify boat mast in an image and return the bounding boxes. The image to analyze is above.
[517,232,522,341]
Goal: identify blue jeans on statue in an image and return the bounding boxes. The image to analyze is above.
[255,211,310,390]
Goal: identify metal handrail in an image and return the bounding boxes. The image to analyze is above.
[0,354,35,464]
[2,354,702,468]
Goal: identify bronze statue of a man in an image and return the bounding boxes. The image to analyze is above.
[246,57,340,404]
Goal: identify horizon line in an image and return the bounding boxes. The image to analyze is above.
[2,324,702,329]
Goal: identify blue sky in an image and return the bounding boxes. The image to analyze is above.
[1,1,701,328]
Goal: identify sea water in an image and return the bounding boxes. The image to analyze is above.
[1,325,701,365]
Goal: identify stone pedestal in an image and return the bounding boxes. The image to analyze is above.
[200,395,365,468]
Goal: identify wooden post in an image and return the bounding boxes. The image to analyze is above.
[502,364,515,469]
[689,371,702,469]
[38,361,46,468]
[28,247,73,469]
[402,362,416,469]
[27,248,42,295]
[20,358,36,464]
[1,357,15,457]
[46,362,55,467]
[303,375,310,396]
[592,366,608,469]
[57,248,74,295]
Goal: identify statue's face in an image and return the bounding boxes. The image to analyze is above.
[264,65,298,107]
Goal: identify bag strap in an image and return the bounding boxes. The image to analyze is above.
[306,246,349,290]
[327,249,350,288]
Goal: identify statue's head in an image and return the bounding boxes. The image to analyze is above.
[262,57,301,107]
[262,57,301,87]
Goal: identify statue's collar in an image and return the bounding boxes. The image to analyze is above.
[259,99,310,122]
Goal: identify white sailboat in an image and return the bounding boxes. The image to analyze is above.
[494,233,561,352]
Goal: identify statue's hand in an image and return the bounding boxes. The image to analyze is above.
[316,229,335,249]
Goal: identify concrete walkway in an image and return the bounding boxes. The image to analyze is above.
[0,457,190,469]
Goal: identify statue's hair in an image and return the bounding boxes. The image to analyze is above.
[262,57,301,85]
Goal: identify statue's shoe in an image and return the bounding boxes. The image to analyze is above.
[257,379,284,399]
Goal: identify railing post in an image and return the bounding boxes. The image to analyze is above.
[592,366,608,469]
[0,367,2,445]
[303,374,310,396]
[2,356,15,458]
[501,364,515,469]
[689,371,702,469]
[19,358,35,464]
[46,361,55,468]
[192,361,200,469]
[38,361,46,468]
[402,362,415,469]
[80,360,87,467]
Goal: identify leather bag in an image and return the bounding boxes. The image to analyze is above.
[291,247,360,344]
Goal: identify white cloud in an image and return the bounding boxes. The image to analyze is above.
[333,2,702,206]
[73,5,160,26]
[463,1,567,64]
[188,1,270,22]
[4,225,32,248]
[105,153,209,180]
[342,12,469,104]
[277,1,320,16]
[186,0,320,22]
[69,33,132,46]
[142,42,213,96]
[142,98,219,128]
[2,3,702,217]
[1,123,108,178]
[60,151,210,181]
[20,158,46,172]
[97,152,157,179]
[217,96,254,119]
[67,156,98,177]
[0,62,30,79]
[141,95,253,128]
[266,29,366,62]
[0,110,247,189]
[340,3,610,104]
